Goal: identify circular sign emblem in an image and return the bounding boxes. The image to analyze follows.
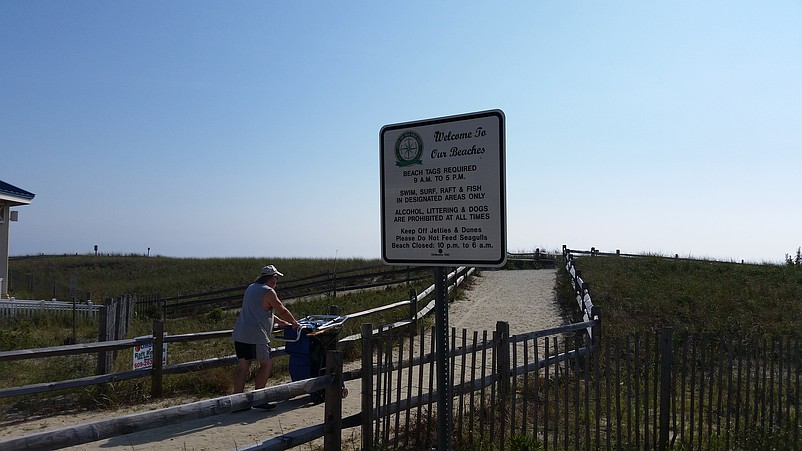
[394,131,423,167]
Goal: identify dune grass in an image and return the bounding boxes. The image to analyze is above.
[556,254,802,341]
[7,254,380,301]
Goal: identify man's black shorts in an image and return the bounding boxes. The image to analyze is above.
[234,341,271,361]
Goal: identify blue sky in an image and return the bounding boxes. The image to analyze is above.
[2,1,800,263]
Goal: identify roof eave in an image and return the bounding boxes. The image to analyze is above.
[0,194,35,207]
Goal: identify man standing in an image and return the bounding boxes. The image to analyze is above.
[232,265,300,409]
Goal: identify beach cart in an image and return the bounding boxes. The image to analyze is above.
[272,314,349,403]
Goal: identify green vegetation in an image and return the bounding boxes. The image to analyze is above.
[550,254,802,450]
[556,254,802,340]
[1,256,434,420]
[7,254,380,301]
[4,252,801,445]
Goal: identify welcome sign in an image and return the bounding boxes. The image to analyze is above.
[380,110,506,266]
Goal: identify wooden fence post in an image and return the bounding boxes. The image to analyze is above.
[659,327,673,451]
[591,306,602,349]
[324,350,343,451]
[496,321,511,448]
[96,305,110,375]
[151,319,164,398]
[361,323,374,451]
[409,288,418,336]
[114,297,125,340]
[581,282,591,317]
[124,295,133,338]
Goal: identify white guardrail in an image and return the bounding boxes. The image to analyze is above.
[0,299,101,319]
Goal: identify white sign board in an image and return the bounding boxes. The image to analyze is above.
[380,110,506,266]
[132,336,167,370]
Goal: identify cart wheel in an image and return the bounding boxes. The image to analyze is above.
[341,387,349,398]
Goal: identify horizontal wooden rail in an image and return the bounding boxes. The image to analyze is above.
[511,319,597,343]
[244,412,362,451]
[159,270,431,317]
[564,246,758,265]
[0,337,145,362]
[153,265,429,305]
[0,352,292,399]
[0,375,333,451]
[346,299,411,320]
[163,330,231,343]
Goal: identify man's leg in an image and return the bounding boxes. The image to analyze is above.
[254,358,272,389]
[233,358,251,393]
[252,358,277,410]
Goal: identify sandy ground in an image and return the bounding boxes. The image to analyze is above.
[0,269,563,450]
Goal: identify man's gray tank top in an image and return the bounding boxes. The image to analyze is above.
[232,283,275,345]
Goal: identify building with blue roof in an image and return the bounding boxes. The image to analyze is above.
[1,179,35,299]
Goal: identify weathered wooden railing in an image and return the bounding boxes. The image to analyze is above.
[0,266,474,450]
[0,267,473,400]
[0,352,344,451]
[506,249,559,268]
[563,245,601,341]
[148,264,433,318]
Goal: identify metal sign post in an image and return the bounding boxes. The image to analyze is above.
[380,110,506,450]
[434,266,451,451]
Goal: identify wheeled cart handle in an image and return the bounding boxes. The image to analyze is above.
[268,323,311,343]
[268,314,349,342]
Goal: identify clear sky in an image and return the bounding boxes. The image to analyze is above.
[2,1,800,263]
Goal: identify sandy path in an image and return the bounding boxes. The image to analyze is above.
[0,269,562,450]
[449,269,563,336]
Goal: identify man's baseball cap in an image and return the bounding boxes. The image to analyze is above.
[259,265,284,277]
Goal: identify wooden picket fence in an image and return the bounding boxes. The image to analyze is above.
[2,319,798,450]
[362,324,800,450]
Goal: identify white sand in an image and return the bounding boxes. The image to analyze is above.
[0,269,562,450]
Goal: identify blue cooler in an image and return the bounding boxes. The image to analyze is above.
[282,326,314,381]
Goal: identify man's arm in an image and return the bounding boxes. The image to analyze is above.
[263,289,299,329]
